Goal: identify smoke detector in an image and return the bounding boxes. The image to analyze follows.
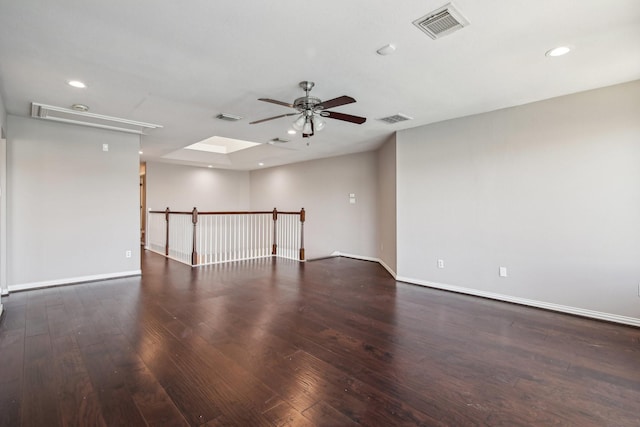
[413,3,469,39]
[71,103,89,112]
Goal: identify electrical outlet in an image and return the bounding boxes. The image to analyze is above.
[499,267,508,277]
[125,250,132,258]
[102,143,109,152]
[437,259,444,269]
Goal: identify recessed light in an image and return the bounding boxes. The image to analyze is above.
[139,150,143,155]
[207,165,213,168]
[287,129,296,135]
[258,162,264,166]
[545,46,571,57]
[67,80,86,88]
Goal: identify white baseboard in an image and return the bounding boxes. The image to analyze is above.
[377,259,398,279]
[331,251,398,279]
[8,270,142,293]
[396,275,640,328]
[329,251,640,327]
[0,303,3,319]
[332,251,378,262]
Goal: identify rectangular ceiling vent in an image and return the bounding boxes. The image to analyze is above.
[31,102,162,135]
[413,3,469,39]
[378,113,413,124]
[216,113,242,122]
[269,137,290,144]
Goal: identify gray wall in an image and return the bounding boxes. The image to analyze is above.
[7,116,141,288]
[145,162,250,212]
[377,135,397,274]
[0,89,6,137]
[396,80,640,321]
[250,151,379,260]
[0,97,5,295]
[0,135,6,295]
[0,91,4,306]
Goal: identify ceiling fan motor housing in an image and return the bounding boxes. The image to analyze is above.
[294,96,321,113]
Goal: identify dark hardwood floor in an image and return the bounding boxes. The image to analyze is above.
[1,251,639,426]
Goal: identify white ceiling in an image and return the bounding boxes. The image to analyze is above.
[1,1,639,170]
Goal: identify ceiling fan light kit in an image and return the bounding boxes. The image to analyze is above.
[250,81,366,139]
[292,115,306,131]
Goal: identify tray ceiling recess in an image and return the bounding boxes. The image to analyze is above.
[31,102,163,134]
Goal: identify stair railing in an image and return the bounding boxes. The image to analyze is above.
[146,208,305,266]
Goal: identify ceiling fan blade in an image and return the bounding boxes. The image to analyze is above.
[324,111,367,124]
[258,98,294,108]
[316,95,356,110]
[250,113,298,124]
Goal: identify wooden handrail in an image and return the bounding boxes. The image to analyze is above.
[148,210,302,215]
[149,207,305,264]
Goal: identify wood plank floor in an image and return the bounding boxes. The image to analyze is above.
[1,251,639,426]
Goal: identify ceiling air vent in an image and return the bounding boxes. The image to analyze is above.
[268,137,290,144]
[216,113,242,122]
[378,113,413,124]
[31,102,162,134]
[413,3,469,39]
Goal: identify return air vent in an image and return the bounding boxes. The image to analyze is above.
[413,3,469,39]
[378,113,413,124]
[268,137,290,144]
[31,102,162,134]
[216,113,242,122]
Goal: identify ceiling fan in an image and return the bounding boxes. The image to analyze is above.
[250,81,366,138]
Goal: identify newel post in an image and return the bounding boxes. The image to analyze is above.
[272,208,278,255]
[164,207,170,256]
[191,207,198,266]
[299,208,305,261]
